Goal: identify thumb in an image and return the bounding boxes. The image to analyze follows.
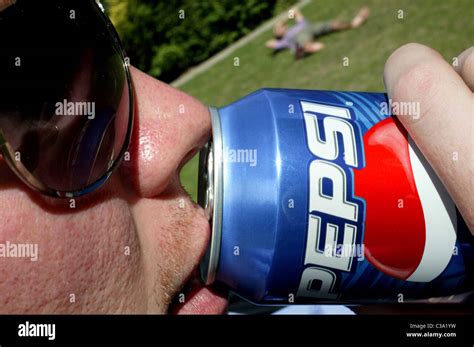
[383,43,474,234]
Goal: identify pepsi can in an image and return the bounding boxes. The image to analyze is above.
[198,89,473,304]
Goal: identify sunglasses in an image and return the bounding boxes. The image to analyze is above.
[0,0,133,198]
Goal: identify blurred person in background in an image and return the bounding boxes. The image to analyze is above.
[266,6,370,59]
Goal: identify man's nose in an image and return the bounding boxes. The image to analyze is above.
[122,67,211,198]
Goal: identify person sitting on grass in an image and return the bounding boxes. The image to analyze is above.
[266,6,370,59]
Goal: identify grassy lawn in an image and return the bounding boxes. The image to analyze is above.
[179,0,473,200]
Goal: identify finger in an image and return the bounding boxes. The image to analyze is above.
[384,43,474,233]
[453,47,474,91]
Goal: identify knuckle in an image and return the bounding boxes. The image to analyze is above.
[461,47,474,78]
[392,60,440,123]
[387,43,429,67]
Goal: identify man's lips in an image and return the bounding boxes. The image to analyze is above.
[170,272,228,314]
[168,203,228,314]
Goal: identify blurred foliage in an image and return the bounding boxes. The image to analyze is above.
[102,0,296,82]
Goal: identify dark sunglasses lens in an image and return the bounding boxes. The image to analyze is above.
[0,0,131,195]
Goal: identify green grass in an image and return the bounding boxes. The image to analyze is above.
[180,0,474,200]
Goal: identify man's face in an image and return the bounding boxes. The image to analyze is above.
[0,67,228,314]
[273,25,287,39]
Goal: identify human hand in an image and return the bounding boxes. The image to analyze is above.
[384,43,473,235]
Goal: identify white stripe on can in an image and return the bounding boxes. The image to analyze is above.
[406,137,457,282]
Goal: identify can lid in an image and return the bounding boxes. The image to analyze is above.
[198,107,223,285]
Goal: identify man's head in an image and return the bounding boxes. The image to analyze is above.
[273,23,287,40]
[266,22,288,52]
[0,0,227,314]
[0,69,228,314]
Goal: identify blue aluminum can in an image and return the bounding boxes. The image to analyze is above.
[198,89,473,304]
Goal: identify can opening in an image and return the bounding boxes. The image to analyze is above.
[198,107,223,286]
[197,141,214,222]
